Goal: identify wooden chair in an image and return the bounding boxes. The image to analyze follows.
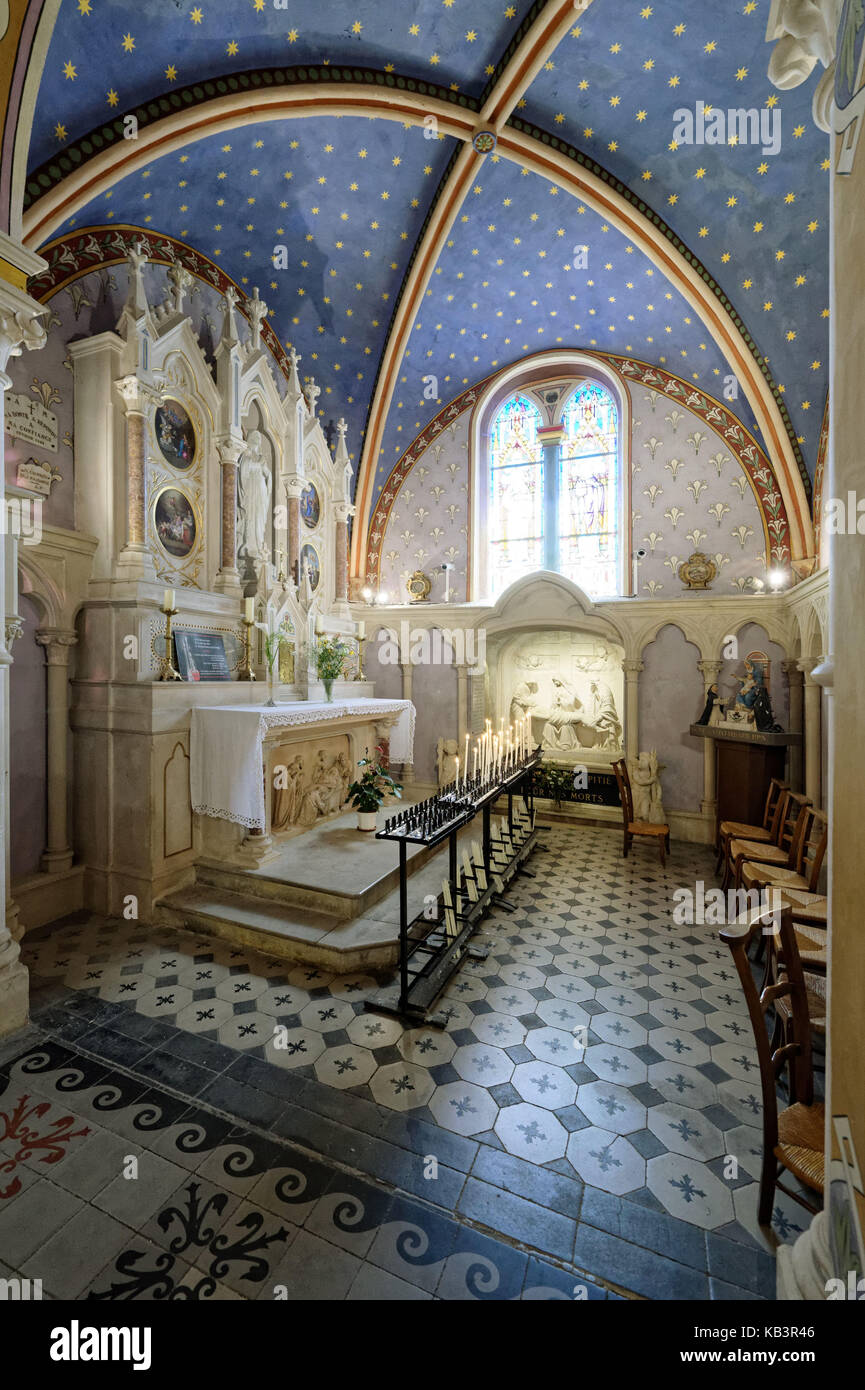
[715,777,788,873]
[720,905,824,1230]
[612,758,670,866]
[727,792,811,891]
[742,810,828,898]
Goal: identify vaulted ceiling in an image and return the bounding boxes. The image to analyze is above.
[23,0,828,570]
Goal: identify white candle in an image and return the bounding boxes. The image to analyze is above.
[163,588,175,612]
[356,619,365,639]
[473,746,478,781]
[455,756,459,790]
[244,597,254,623]
[464,733,469,786]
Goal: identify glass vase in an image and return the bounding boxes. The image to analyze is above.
[323,677,334,703]
[265,663,278,707]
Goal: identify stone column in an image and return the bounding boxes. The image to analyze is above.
[285,476,303,587]
[114,375,157,580]
[334,504,349,603]
[697,659,723,819]
[799,659,822,807]
[622,658,643,763]
[783,659,804,791]
[0,232,49,1036]
[35,629,78,873]
[456,663,468,743]
[214,438,243,596]
[400,660,415,788]
[4,617,23,944]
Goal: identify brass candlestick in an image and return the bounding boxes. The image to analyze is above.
[354,634,366,681]
[157,605,183,682]
[239,616,257,681]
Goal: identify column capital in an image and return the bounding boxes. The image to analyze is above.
[622,658,644,676]
[36,628,78,665]
[782,658,805,680]
[797,656,824,681]
[698,659,723,678]
[334,502,355,524]
[114,374,159,414]
[5,617,23,649]
[284,474,305,500]
[215,436,244,468]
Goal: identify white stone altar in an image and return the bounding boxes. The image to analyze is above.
[191,699,415,856]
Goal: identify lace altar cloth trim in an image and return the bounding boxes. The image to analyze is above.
[190,699,416,830]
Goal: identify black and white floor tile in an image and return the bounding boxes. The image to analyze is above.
[6,826,812,1298]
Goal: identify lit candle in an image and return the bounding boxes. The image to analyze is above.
[163,589,175,612]
[464,733,470,786]
[244,597,254,623]
[473,745,478,782]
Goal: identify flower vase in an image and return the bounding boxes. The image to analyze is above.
[265,663,278,708]
[323,677,334,703]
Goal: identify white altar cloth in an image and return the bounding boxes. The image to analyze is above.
[190,699,416,830]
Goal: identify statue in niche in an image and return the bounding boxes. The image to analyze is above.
[436,737,459,787]
[629,750,665,824]
[298,750,350,826]
[510,679,539,726]
[589,679,622,749]
[237,429,272,571]
[541,677,586,752]
[272,755,304,831]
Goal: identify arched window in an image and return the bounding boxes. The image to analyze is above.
[489,394,544,597]
[486,375,622,599]
[558,381,619,596]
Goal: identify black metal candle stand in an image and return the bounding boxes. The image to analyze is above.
[366,752,541,1025]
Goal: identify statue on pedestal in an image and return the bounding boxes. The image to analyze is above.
[629,750,665,824]
[436,738,459,787]
[237,429,272,572]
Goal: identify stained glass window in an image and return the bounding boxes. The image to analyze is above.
[559,382,619,596]
[489,394,544,598]
[488,380,620,598]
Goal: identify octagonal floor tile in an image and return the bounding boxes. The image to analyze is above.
[543,973,595,1004]
[398,1027,456,1066]
[648,1027,711,1068]
[175,996,236,1034]
[710,1041,762,1084]
[722,1123,766,1182]
[498,963,546,991]
[298,998,357,1034]
[495,1102,567,1164]
[535,997,591,1033]
[369,1062,436,1111]
[135,983,193,1017]
[257,983,308,1018]
[347,1013,405,1050]
[452,1043,514,1087]
[576,1080,646,1135]
[328,973,378,1000]
[215,973,269,1004]
[648,1061,719,1110]
[646,975,703,1003]
[470,1012,527,1048]
[314,1045,377,1090]
[646,1153,734,1229]
[589,1012,649,1049]
[566,1125,646,1195]
[429,1081,499,1137]
[524,1025,580,1066]
[594,985,648,1017]
[647,1102,725,1161]
[583,1044,647,1086]
[646,996,708,1032]
[264,1027,326,1070]
[717,1077,764,1127]
[511,1061,577,1111]
[216,1011,272,1051]
[485,985,537,1017]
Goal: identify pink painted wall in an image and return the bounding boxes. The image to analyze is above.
[639,623,704,813]
[10,594,46,878]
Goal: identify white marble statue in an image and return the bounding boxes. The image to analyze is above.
[436,737,459,787]
[510,679,539,727]
[589,680,622,749]
[272,755,304,831]
[541,678,584,752]
[629,749,665,824]
[237,429,272,565]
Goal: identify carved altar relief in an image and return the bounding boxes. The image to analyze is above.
[496,630,625,761]
[270,733,351,838]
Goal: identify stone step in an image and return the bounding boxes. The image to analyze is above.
[153,884,398,973]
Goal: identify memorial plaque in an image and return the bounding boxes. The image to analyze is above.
[173,629,233,682]
[6,393,58,452]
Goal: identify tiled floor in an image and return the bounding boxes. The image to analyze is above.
[4,825,815,1299]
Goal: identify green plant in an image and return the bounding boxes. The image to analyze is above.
[347,746,403,813]
[263,631,286,673]
[538,762,574,808]
[315,636,350,682]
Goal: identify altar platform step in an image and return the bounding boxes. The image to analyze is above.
[153,884,400,974]
[195,804,441,919]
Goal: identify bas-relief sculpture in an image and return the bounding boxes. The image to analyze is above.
[270,737,350,835]
[499,633,625,759]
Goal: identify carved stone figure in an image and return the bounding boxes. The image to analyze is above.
[589,680,622,749]
[629,749,665,824]
[436,737,459,787]
[541,678,584,753]
[510,679,539,726]
[272,754,304,831]
[237,429,272,566]
[298,751,348,826]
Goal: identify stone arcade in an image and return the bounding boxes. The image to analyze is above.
[0,0,859,1325]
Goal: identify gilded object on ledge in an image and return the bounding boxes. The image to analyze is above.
[407,569,432,603]
[678,551,717,590]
